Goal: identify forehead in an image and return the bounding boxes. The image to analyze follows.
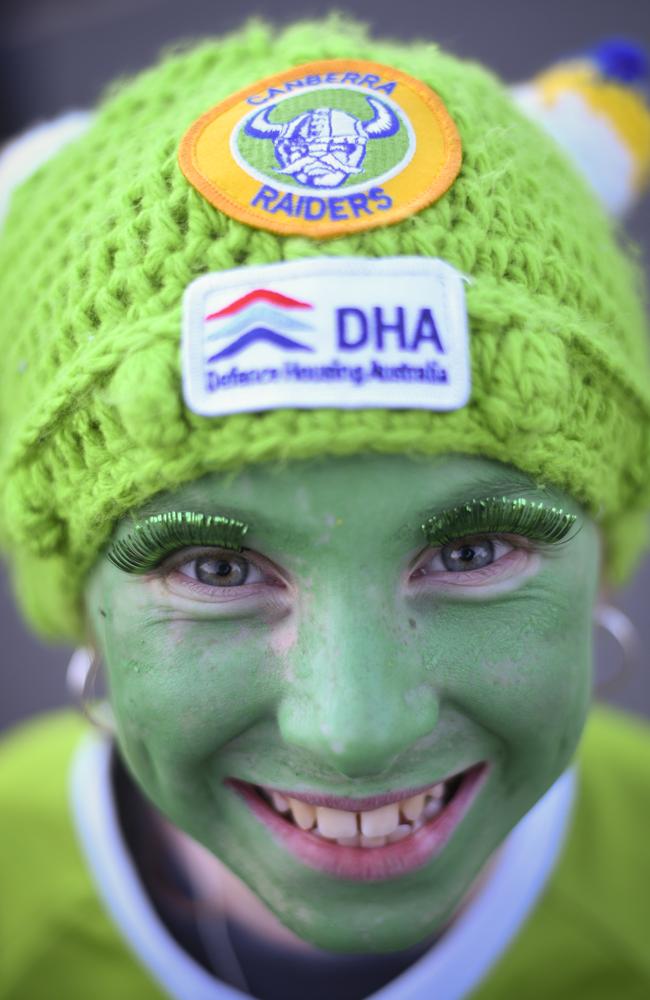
[131,453,577,541]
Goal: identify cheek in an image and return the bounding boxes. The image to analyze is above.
[416,593,593,777]
[478,621,593,751]
[102,615,278,780]
[269,615,299,667]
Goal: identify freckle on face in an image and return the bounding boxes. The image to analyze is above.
[270,617,298,658]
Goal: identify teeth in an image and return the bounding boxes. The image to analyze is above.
[288,797,316,830]
[360,835,387,848]
[266,777,453,845]
[316,806,357,839]
[401,793,426,821]
[360,802,400,837]
[424,797,443,819]
[386,824,413,843]
[270,791,290,813]
[336,834,361,846]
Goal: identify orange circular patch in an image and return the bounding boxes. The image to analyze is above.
[178,59,462,239]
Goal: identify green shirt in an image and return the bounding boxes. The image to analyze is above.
[1,705,649,999]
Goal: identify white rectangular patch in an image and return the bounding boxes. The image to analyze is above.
[182,257,471,416]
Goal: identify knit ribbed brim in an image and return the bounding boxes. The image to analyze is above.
[0,19,649,641]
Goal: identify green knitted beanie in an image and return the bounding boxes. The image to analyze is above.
[0,19,649,642]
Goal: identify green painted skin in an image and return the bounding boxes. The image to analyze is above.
[84,453,600,953]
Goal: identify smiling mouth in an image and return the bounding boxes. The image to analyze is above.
[227,763,488,882]
[256,774,462,844]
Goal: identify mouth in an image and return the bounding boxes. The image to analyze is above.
[227,763,488,882]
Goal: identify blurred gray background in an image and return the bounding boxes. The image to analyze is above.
[1,0,649,731]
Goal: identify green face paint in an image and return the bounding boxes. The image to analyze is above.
[107,511,249,573]
[85,453,600,953]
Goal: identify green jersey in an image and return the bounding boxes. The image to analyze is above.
[1,706,648,999]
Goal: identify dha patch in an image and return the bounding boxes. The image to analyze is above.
[178,59,462,238]
[182,257,471,416]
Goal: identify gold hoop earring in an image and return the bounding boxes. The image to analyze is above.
[66,646,115,735]
[593,603,640,697]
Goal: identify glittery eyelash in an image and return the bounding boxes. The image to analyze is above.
[107,512,248,574]
[421,496,577,548]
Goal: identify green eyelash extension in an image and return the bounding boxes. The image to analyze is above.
[421,496,577,547]
[107,511,249,574]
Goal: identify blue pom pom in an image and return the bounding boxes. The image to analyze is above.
[589,38,648,84]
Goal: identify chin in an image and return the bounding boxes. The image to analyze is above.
[269,904,449,955]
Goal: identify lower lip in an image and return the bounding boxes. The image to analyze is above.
[227,764,488,882]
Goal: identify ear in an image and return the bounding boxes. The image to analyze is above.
[510,39,650,217]
[0,110,92,228]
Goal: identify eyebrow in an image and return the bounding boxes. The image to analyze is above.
[108,511,250,574]
[130,476,573,553]
[133,493,335,547]
[414,480,569,528]
[132,500,268,535]
[137,475,559,520]
[420,491,578,545]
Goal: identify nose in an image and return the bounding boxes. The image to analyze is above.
[275,584,440,780]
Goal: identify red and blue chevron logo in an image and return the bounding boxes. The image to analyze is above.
[204,289,315,361]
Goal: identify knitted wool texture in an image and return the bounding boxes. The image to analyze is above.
[0,20,649,642]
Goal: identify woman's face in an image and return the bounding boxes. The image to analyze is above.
[85,453,600,952]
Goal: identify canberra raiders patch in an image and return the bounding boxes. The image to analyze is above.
[178,59,462,238]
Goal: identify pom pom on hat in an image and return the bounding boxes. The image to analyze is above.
[588,38,648,84]
[0,112,92,229]
[511,38,650,216]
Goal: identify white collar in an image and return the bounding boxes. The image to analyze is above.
[70,735,575,1000]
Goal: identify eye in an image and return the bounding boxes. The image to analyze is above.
[176,551,264,588]
[148,544,290,614]
[412,535,516,578]
[439,537,502,572]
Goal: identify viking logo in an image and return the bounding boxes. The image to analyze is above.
[244,97,400,189]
